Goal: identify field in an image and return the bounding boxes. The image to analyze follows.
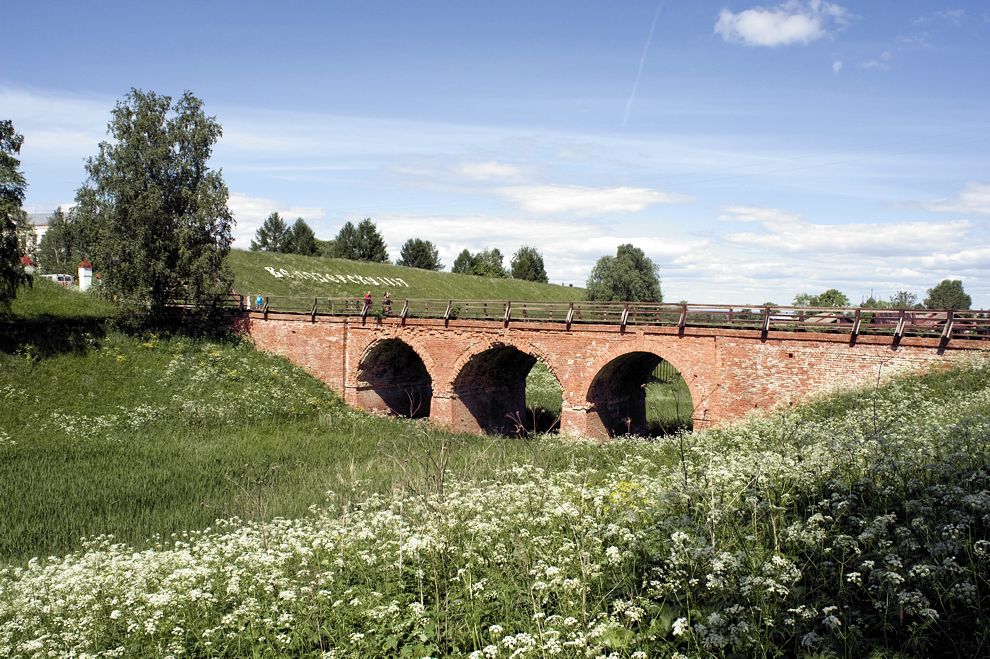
[3,282,990,657]
[228,249,586,302]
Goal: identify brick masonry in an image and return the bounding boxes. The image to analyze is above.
[237,312,989,438]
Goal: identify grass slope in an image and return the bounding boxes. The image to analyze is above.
[0,283,623,562]
[228,249,586,301]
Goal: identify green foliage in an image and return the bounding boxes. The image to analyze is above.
[451,248,476,274]
[586,243,662,302]
[328,218,388,262]
[794,288,850,307]
[0,120,29,309]
[472,247,508,278]
[889,290,918,308]
[250,211,289,252]
[36,207,87,274]
[397,238,442,270]
[74,89,234,323]
[510,245,548,283]
[285,217,318,256]
[925,279,971,310]
[450,247,508,278]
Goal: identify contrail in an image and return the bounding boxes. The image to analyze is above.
[622,0,665,129]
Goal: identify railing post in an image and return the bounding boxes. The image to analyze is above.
[850,308,861,345]
[262,296,270,320]
[940,310,955,342]
[678,304,687,333]
[893,309,906,342]
[310,297,318,322]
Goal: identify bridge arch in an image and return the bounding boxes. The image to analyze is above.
[584,350,700,437]
[354,337,433,418]
[445,339,565,435]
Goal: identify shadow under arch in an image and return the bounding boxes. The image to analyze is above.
[587,351,694,437]
[355,338,432,418]
[451,343,560,435]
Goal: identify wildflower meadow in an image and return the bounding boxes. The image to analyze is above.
[4,351,990,655]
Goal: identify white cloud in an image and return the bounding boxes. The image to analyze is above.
[720,205,971,255]
[832,59,843,73]
[714,0,851,48]
[921,182,990,215]
[913,9,966,26]
[227,192,326,248]
[456,161,523,181]
[719,206,802,224]
[861,50,893,71]
[373,213,709,284]
[496,184,689,216]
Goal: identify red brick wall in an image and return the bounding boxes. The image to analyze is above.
[240,312,986,438]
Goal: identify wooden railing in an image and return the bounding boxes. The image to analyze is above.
[229,295,990,344]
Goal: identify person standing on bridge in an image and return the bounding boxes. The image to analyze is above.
[363,291,372,312]
[383,291,392,315]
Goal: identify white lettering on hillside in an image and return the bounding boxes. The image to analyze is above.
[264,267,408,287]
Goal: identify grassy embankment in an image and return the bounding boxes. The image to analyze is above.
[3,283,990,656]
[227,249,586,302]
[0,282,680,563]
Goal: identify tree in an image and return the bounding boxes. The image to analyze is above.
[37,207,86,274]
[889,290,918,309]
[510,245,548,283]
[251,212,289,252]
[329,218,388,262]
[397,238,443,270]
[0,120,29,308]
[451,249,477,274]
[586,244,662,302]
[74,89,233,320]
[924,279,971,310]
[793,288,849,307]
[472,248,508,278]
[285,217,318,256]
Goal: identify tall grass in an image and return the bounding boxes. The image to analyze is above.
[3,358,990,656]
[5,283,990,656]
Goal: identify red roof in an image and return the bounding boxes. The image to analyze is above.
[19,255,33,266]
[78,258,93,269]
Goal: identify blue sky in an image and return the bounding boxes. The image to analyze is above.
[3,1,989,305]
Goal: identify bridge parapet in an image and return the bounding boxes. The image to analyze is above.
[233,295,990,348]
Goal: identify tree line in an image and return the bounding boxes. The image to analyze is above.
[250,212,551,283]
[791,281,972,311]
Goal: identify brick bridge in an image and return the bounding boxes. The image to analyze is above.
[236,298,990,438]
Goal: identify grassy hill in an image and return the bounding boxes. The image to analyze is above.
[228,248,586,301]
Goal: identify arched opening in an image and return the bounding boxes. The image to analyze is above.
[525,362,563,434]
[355,339,432,418]
[452,345,561,435]
[587,352,693,437]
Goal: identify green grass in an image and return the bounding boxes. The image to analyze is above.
[0,283,638,562]
[228,248,586,301]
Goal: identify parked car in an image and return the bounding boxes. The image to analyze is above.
[40,273,75,288]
